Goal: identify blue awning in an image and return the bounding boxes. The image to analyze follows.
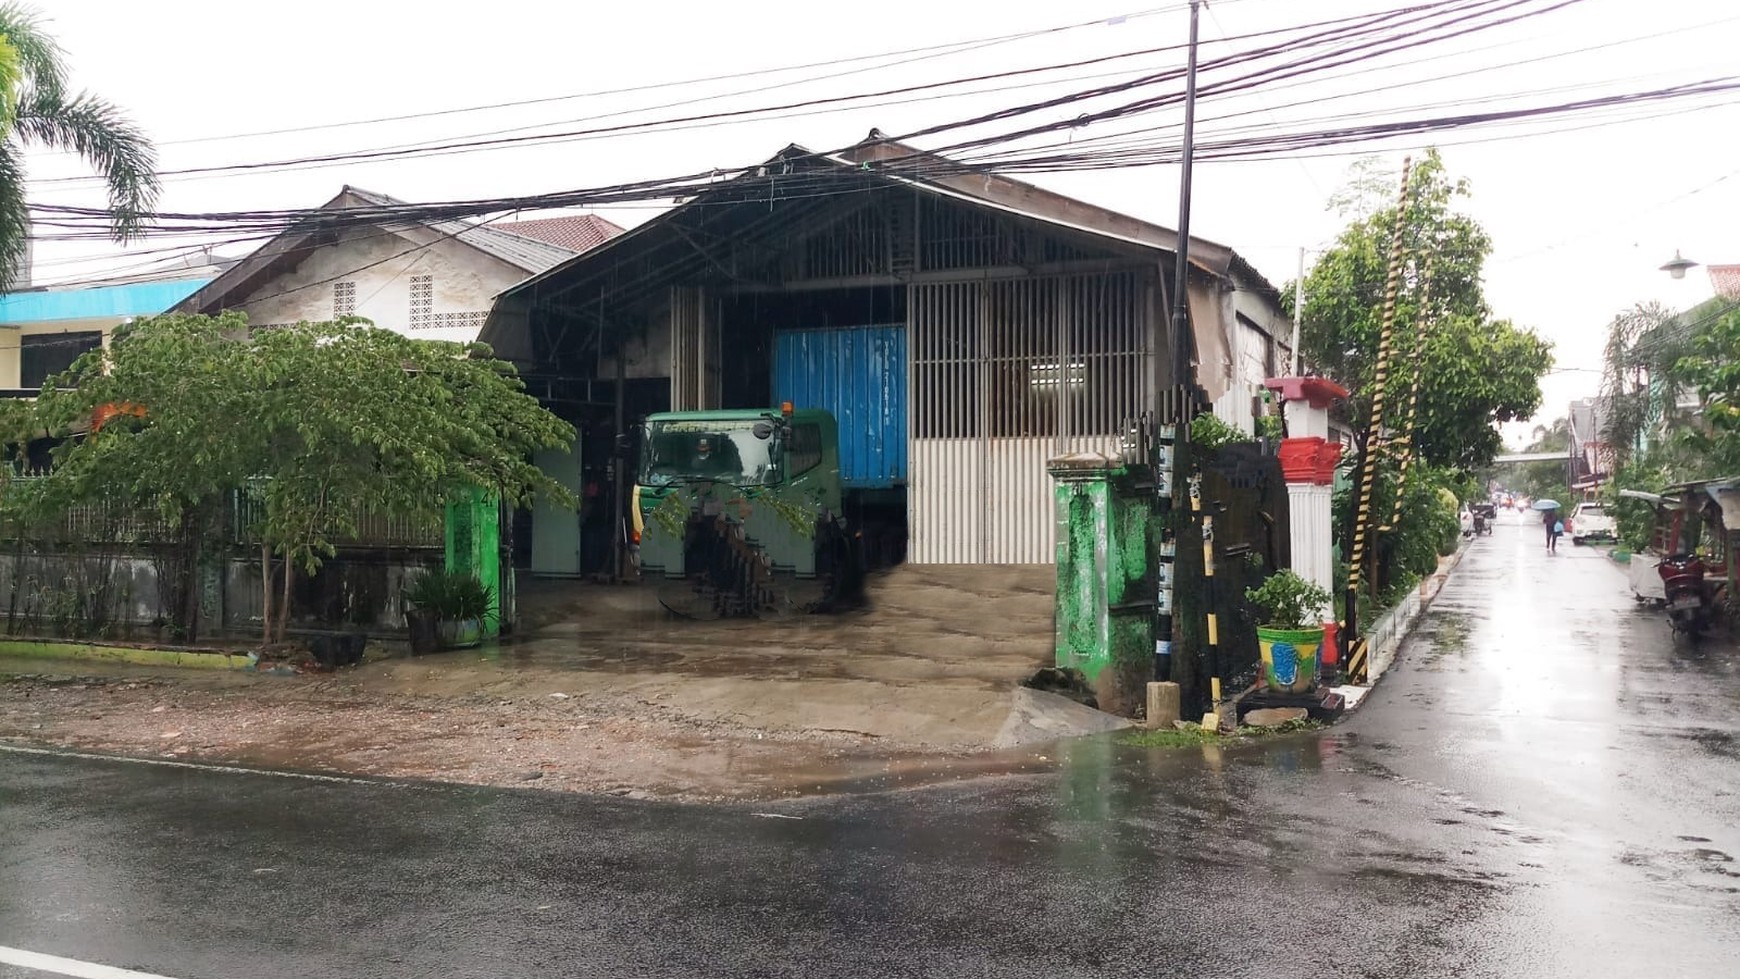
[0,278,211,324]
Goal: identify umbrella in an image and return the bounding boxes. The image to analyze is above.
[1533,499,1561,511]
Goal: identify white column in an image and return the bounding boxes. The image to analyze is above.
[1288,483,1336,617]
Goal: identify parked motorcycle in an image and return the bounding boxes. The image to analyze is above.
[1471,503,1495,536]
[1657,554,1716,639]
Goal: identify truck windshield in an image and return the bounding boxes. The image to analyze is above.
[640,419,777,487]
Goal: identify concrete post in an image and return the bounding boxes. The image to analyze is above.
[1049,451,1152,714]
[1263,378,1351,625]
[1145,681,1182,729]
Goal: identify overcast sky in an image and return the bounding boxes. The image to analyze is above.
[21,0,1740,445]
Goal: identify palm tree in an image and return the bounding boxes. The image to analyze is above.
[0,3,158,287]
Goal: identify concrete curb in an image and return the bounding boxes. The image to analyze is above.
[1333,540,1469,710]
[0,640,256,671]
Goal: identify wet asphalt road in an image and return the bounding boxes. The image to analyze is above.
[2,510,1738,978]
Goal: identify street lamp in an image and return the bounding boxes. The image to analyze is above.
[1660,250,1699,280]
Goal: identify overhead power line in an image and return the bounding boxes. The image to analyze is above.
[29,0,1507,188]
[94,4,1199,151]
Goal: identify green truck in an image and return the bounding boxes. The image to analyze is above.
[632,407,865,618]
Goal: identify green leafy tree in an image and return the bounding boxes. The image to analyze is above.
[1672,303,1740,439]
[0,3,157,284]
[1599,302,1684,466]
[29,314,576,642]
[1598,299,1740,551]
[1512,418,1570,501]
[1293,149,1553,471]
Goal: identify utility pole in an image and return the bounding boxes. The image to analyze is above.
[1159,0,1206,698]
[1169,0,1202,390]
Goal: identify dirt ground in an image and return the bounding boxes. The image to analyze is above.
[0,566,1128,800]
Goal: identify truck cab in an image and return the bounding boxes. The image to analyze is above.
[633,407,859,617]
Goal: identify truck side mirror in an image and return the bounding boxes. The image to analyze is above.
[752,421,774,440]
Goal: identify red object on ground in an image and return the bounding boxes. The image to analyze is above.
[1321,620,1340,667]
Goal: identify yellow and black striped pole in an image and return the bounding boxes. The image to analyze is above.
[1380,267,1433,535]
[1191,472,1222,710]
[1343,156,1415,684]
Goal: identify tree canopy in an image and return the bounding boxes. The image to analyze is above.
[0,2,158,284]
[24,314,577,639]
[1294,149,1553,471]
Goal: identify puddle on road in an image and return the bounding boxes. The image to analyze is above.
[724,726,1342,799]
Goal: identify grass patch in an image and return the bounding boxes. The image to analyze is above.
[1118,717,1325,748]
[1119,727,1223,748]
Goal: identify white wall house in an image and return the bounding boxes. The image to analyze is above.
[178,187,621,343]
[1194,257,1293,435]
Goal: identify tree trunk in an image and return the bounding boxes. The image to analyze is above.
[277,552,293,644]
[260,542,273,644]
[180,504,206,644]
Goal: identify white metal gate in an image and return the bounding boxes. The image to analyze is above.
[908,270,1153,564]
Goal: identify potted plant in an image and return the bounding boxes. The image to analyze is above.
[404,570,494,652]
[1245,569,1333,694]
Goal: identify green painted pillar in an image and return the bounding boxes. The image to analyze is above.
[445,487,504,637]
[1050,453,1153,691]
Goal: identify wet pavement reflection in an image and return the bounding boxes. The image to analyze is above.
[2,509,1738,977]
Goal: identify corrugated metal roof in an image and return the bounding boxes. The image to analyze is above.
[342,187,577,273]
[0,277,212,324]
[495,136,1253,305]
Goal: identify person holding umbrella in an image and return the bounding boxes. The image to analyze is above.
[1534,498,1563,553]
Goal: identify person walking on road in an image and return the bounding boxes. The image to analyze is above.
[1543,506,1563,553]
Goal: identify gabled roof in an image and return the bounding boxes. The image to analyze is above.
[339,187,577,273]
[497,134,1250,302]
[177,186,579,314]
[496,214,625,253]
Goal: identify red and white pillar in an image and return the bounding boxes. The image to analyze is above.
[1264,377,1350,634]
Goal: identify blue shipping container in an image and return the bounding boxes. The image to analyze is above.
[773,325,907,489]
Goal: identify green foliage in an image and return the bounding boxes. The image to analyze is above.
[1604,454,1673,552]
[1673,303,1740,439]
[1190,412,1246,450]
[1256,413,1285,441]
[0,3,158,281]
[1295,149,1552,471]
[404,569,494,622]
[1598,299,1740,550]
[0,35,18,133]
[1513,418,1571,501]
[1599,303,1686,465]
[1118,717,1324,747]
[25,314,575,633]
[1245,569,1332,631]
[1333,461,1460,607]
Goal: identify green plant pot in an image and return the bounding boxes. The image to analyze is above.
[437,618,483,650]
[1257,626,1325,694]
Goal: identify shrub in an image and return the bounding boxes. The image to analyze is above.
[1191,412,1247,450]
[1245,569,1332,630]
[405,569,494,621]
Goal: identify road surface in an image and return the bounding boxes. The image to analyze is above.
[2,510,1736,977]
